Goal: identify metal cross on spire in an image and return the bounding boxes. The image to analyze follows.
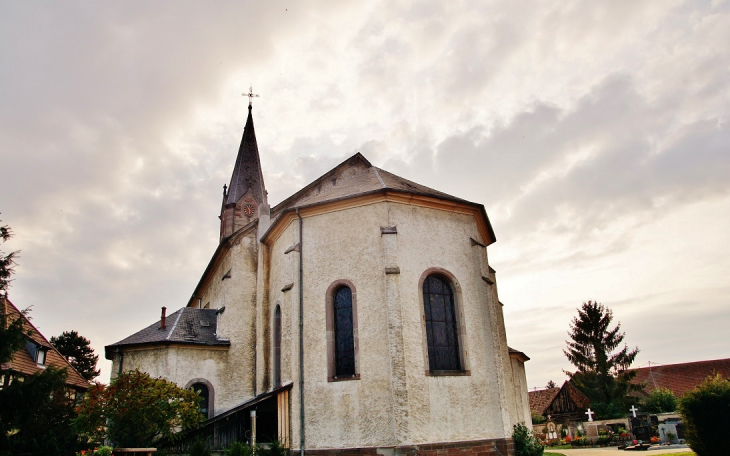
[243,85,259,107]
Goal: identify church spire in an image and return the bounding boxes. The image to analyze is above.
[219,94,268,241]
[226,103,267,206]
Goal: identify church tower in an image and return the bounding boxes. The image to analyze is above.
[219,102,269,241]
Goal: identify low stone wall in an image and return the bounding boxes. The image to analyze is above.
[299,438,514,456]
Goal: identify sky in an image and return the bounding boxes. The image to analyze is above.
[1,1,729,390]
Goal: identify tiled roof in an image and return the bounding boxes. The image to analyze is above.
[630,358,730,397]
[105,307,229,359]
[529,387,560,415]
[1,298,90,389]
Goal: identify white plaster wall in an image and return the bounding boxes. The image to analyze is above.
[509,358,532,426]
[390,202,510,444]
[271,201,514,450]
[111,345,228,413]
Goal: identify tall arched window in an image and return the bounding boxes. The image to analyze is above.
[191,383,210,417]
[273,305,282,387]
[423,274,461,371]
[333,286,355,376]
[326,280,359,381]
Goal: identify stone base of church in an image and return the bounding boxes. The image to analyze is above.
[298,438,514,456]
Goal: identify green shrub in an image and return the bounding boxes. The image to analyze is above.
[679,374,730,456]
[226,441,254,456]
[258,440,288,456]
[643,387,677,413]
[513,422,544,456]
[189,437,212,456]
[95,446,113,456]
[531,411,546,424]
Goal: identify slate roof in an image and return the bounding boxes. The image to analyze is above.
[529,387,561,415]
[265,152,496,245]
[629,358,730,397]
[225,105,266,205]
[105,307,229,359]
[1,298,90,389]
[293,165,470,209]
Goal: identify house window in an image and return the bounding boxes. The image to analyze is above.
[36,348,47,365]
[423,274,461,371]
[273,305,282,387]
[191,383,210,417]
[325,280,359,381]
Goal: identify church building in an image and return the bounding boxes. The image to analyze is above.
[105,101,531,455]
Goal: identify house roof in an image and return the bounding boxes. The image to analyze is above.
[508,346,530,362]
[105,307,229,360]
[529,387,561,415]
[1,298,90,389]
[629,358,730,397]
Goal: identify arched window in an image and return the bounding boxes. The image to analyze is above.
[273,305,282,387]
[326,280,359,381]
[191,383,210,417]
[423,274,461,371]
[334,286,355,376]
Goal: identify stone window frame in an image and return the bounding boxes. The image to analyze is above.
[272,303,282,388]
[185,378,215,419]
[325,279,360,382]
[418,267,470,376]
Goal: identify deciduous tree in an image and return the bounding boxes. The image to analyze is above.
[76,369,203,448]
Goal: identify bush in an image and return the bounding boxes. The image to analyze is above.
[513,422,544,456]
[226,441,254,456]
[679,374,730,456]
[643,387,677,413]
[258,440,288,456]
[189,437,212,456]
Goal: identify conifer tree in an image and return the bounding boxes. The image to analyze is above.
[51,330,100,381]
[564,301,641,417]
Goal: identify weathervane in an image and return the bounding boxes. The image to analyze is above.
[243,85,259,107]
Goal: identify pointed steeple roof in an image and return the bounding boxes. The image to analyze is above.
[226,105,266,205]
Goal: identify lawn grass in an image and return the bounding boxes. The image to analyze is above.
[543,451,695,456]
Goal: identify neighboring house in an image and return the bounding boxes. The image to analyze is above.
[529,381,591,423]
[630,358,730,397]
[106,103,531,455]
[1,297,90,397]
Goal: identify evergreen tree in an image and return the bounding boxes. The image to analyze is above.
[0,216,18,297]
[51,330,100,381]
[564,301,641,418]
[0,217,83,455]
[546,380,557,389]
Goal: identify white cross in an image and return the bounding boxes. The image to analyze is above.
[630,405,638,418]
[585,408,595,422]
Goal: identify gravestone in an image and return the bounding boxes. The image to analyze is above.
[630,414,652,441]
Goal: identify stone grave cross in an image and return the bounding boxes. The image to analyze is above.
[630,405,638,418]
[585,408,595,422]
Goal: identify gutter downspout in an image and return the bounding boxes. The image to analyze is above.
[296,208,305,456]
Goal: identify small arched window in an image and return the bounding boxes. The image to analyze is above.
[273,305,282,387]
[191,383,210,417]
[333,286,355,376]
[423,274,461,371]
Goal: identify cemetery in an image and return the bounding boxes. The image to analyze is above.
[532,406,689,450]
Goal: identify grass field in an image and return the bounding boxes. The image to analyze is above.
[543,452,695,456]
